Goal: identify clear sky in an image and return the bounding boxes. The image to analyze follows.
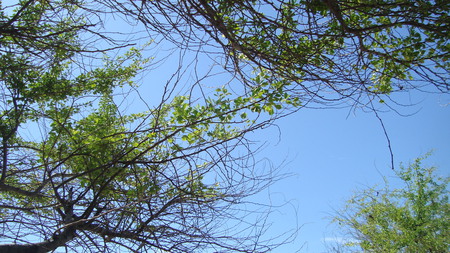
[251,91,450,252]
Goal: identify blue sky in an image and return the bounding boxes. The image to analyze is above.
[251,91,450,252]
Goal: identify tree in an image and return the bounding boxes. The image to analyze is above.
[0,1,297,252]
[1,0,449,252]
[331,155,450,252]
[106,0,449,107]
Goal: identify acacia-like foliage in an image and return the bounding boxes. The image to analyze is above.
[332,156,449,252]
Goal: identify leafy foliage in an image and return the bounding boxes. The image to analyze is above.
[333,155,450,252]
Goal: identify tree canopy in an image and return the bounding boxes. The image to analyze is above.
[331,155,449,252]
[0,0,449,252]
[108,0,449,107]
